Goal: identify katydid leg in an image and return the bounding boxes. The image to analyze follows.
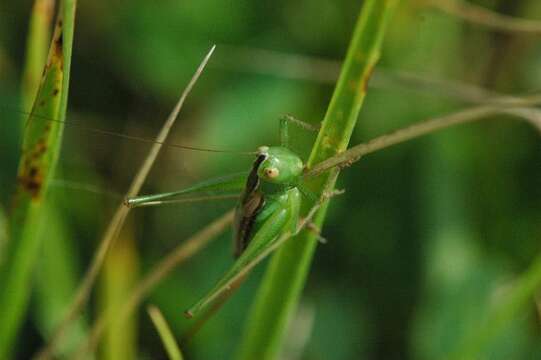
[126,171,248,207]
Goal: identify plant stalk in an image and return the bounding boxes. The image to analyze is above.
[236,1,399,359]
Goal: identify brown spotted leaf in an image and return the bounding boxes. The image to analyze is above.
[0,13,69,358]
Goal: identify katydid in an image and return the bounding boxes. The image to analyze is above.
[126,115,321,317]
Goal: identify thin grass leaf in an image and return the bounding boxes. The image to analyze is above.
[34,45,216,360]
[236,1,399,358]
[21,0,55,112]
[147,305,184,360]
[0,1,75,355]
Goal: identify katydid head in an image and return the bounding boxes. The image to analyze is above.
[256,146,303,185]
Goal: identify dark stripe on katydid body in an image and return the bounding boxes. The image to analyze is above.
[233,152,267,257]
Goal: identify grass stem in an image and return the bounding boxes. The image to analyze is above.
[236,1,399,359]
[34,45,216,360]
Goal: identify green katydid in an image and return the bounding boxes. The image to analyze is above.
[125,114,322,317]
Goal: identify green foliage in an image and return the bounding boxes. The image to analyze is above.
[0,0,76,356]
[1,0,541,359]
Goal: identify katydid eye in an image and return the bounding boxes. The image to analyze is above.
[264,167,279,178]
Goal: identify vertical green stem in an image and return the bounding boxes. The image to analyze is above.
[236,1,399,359]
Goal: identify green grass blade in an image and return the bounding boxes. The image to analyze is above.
[35,45,216,360]
[21,0,55,112]
[20,6,69,354]
[147,305,184,360]
[0,0,76,357]
[236,1,399,359]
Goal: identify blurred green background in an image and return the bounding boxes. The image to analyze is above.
[1,0,541,359]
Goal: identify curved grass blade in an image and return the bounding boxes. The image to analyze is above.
[0,1,76,356]
[147,305,184,360]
